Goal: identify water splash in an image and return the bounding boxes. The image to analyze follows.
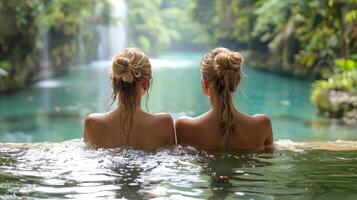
[35,80,61,88]
[276,139,357,152]
[0,140,357,199]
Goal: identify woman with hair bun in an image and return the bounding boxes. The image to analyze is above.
[83,48,175,150]
[176,47,273,151]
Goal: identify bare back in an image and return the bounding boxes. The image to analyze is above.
[176,110,273,151]
[83,109,175,150]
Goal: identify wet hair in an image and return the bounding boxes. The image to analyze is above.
[201,47,243,148]
[111,48,152,141]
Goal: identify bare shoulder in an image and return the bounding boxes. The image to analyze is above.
[84,113,107,131]
[175,116,197,145]
[85,113,105,125]
[253,114,272,128]
[153,113,175,145]
[175,115,193,124]
[83,113,106,146]
[175,116,195,131]
[152,113,174,128]
[253,114,273,146]
[154,112,173,121]
[175,112,210,132]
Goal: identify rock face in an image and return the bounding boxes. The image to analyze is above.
[0,0,109,94]
[328,90,357,124]
[311,69,357,124]
[0,41,79,93]
[344,110,357,124]
[322,89,357,124]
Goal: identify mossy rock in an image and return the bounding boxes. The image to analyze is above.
[311,70,357,123]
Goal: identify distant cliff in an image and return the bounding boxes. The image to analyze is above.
[0,0,111,93]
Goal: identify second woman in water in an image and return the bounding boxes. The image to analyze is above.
[175,47,273,151]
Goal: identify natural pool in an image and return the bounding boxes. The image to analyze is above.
[0,52,357,199]
[1,140,357,199]
[1,53,356,142]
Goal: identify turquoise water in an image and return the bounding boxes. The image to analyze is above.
[0,52,356,142]
[1,52,357,199]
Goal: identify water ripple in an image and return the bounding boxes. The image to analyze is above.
[0,140,357,199]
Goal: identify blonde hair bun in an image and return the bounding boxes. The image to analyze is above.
[214,52,243,75]
[112,56,134,83]
[112,48,150,83]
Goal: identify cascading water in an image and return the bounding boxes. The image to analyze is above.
[77,30,86,63]
[97,0,127,60]
[35,2,52,81]
[38,30,52,79]
[94,0,127,112]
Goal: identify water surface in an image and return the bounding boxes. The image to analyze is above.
[0,52,356,142]
[1,53,357,199]
[0,140,356,199]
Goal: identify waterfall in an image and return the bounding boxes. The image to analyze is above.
[95,0,127,112]
[97,0,127,60]
[38,30,52,79]
[36,3,52,80]
[77,30,86,64]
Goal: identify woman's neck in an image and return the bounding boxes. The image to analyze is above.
[209,94,238,114]
[209,93,219,112]
[117,98,143,113]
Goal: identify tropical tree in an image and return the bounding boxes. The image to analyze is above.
[127,0,205,53]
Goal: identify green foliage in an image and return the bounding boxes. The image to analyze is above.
[345,10,357,23]
[311,69,357,117]
[126,0,206,53]
[328,70,357,94]
[189,0,357,78]
[334,58,357,72]
[126,0,357,77]
[0,0,109,92]
[313,57,357,93]
[0,60,11,77]
[311,80,331,111]
[0,60,11,71]
[0,0,108,58]
[192,0,258,48]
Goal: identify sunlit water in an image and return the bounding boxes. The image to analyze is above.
[1,52,357,199]
[0,140,357,199]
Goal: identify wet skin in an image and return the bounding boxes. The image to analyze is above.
[83,82,175,150]
[176,80,273,151]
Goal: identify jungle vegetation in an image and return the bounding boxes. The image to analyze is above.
[127,0,357,121]
[1,0,356,121]
[0,0,110,93]
[127,0,357,78]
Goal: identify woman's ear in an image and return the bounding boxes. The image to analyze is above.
[140,80,149,96]
[143,80,149,91]
[201,79,210,97]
